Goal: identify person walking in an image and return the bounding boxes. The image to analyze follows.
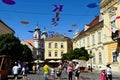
[32,64,36,74]
[12,62,20,80]
[100,68,106,80]
[43,61,50,80]
[106,63,112,80]
[50,65,55,80]
[74,62,80,80]
[56,62,63,80]
[21,65,28,80]
[67,63,73,80]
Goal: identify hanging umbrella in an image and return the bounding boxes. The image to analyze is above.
[21,21,29,24]
[72,24,77,27]
[2,0,16,5]
[87,3,99,8]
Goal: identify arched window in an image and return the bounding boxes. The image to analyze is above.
[112,51,118,62]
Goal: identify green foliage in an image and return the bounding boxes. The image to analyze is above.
[62,47,90,61]
[0,34,22,60]
[0,34,33,62]
[20,44,33,62]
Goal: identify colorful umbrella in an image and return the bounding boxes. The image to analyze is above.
[87,3,99,8]
[2,0,16,5]
[21,21,29,24]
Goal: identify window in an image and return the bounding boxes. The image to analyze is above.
[112,51,118,62]
[99,52,102,64]
[110,15,116,28]
[61,51,64,56]
[92,34,95,45]
[55,51,57,57]
[79,40,81,47]
[93,53,96,63]
[87,36,90,46]
[48,42,51,48]
[61,43,64,48]
[55,43,57,48]
[48,51,51,57]
[98,32,101,43]
[83,38,85,47]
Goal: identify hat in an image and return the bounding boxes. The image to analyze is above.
[106,62,111,65]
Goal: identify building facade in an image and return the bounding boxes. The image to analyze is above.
[0,20,14,35]
[44,33,73,60]
[100,0,120,72]
[73,0,120,72]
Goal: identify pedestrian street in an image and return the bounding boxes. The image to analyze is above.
[8,70,120,80]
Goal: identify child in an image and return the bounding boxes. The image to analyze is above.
[100,68,106,80]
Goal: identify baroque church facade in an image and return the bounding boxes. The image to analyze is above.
[33,25,48,59]
[21,25,48,60]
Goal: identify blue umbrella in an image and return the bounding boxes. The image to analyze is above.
[87,3,99,8]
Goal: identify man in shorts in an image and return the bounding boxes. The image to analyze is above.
[43,61,50,80]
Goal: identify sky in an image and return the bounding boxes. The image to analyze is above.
[0,0,100,40]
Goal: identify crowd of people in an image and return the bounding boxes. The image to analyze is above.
[42,61,81,80]
[11,60,112,80]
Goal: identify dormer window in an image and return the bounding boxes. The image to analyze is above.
[84,24,89,31]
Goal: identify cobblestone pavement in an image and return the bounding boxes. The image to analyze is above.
[8,70,120,80]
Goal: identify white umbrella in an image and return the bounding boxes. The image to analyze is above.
[72,59,78,62]
[49,60,56,63]
[34,60,44,63]
[56,60,62,63]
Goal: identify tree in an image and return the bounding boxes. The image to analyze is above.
[0,34,22,60]
[0,34,33,62]
[62,47,90,61]
[20,44,33,62]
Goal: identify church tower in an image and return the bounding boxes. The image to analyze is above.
[33,24,43,59]
[41,27,48,39]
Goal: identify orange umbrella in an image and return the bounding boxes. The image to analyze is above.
[21,21,29,24]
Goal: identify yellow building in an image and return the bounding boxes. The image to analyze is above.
[44,33,73,60]
[73,16,105,70]
[100,0,120,72]
[73,0,120,72]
